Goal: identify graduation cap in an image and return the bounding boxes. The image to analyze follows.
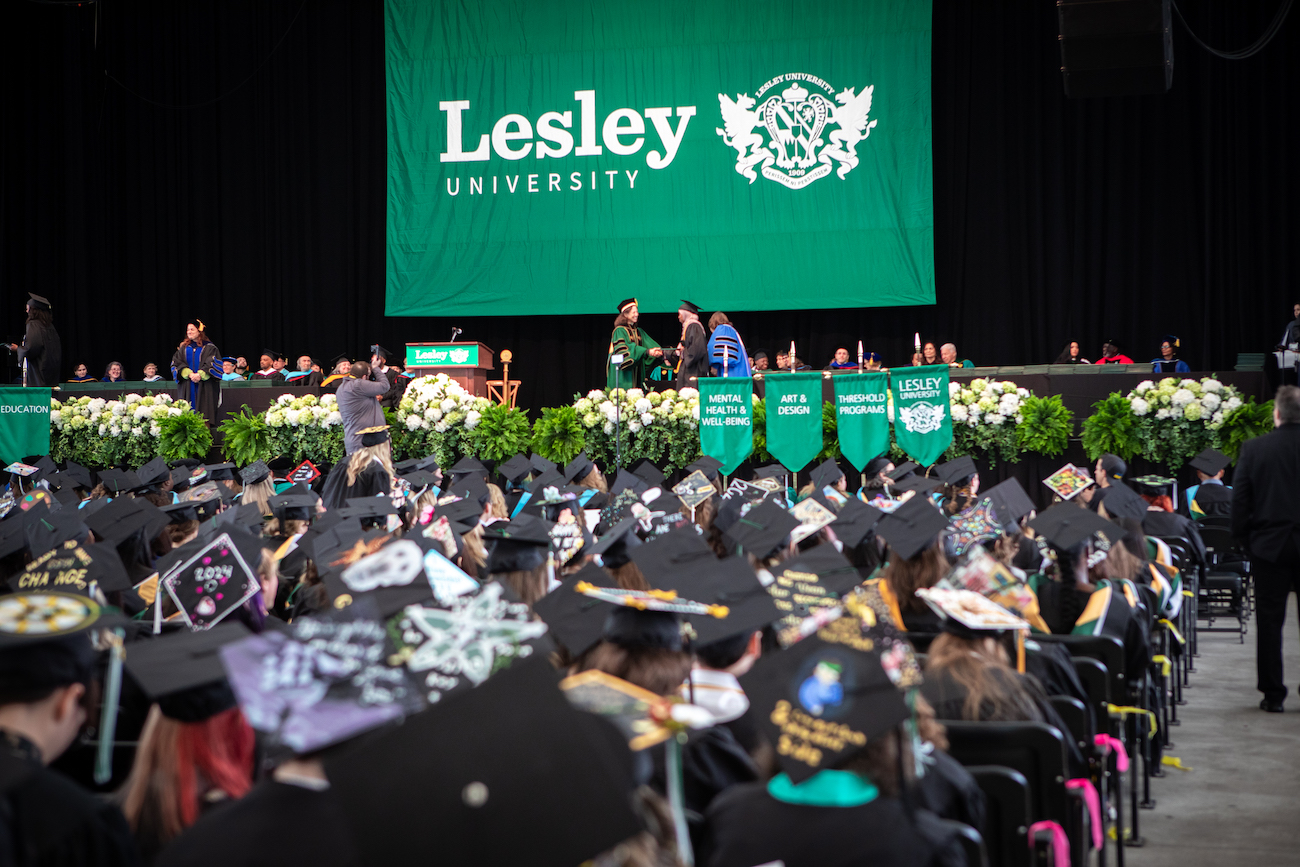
[221,599,426,758]
[607,469,649,499]
[1095,481,1148,521]
[328,352,351,371]
[1028,502,1118,552]
[721,500,799,559]
[84,497,170,546]
[874,495,949,560]
[864,454,894,478]
[10,541,132,596]
[268,489,316,523]
[324,655,640,867]
[1189,448,1231,477]
[62,461,94,491]
[1132,474,1175,494]
[533,565,616,657]
[684,455,723,482]
[434,496,483,529]
[944,499,1003,558]
[0,518,31,559]
[23,509,90,557]
[26,292,51,310]
[788,498,836,545]
[161,497,220,524]
[220,356,237,366]
[563,452,595,484]
[483,515,554,574]
[444,474,491,507]
[169,467,195,492]
[829,499,883,549]
[741,631,910,782]
[96,469,142,496]
[630,458,665,487]
[212,503,266,535]
[124,622,250,722]
[886,461,919,481]
[672,470,715,510]
[628,526,716,592]
[585,517,642,569]
[134,457,171,492]
[0,592,118,700]
[617,297,638,313]
[982,478,1036,528]
[810,458,845,490]
[915,587,1030,640]
[496,454,532,486]
[936,456,978,486]
[371,344,394,362]
[402,470,441,491]
[888,473,943,495]
[527,469,565,496]
[261,348,283,362]
[359,425,390,447]
[681,555,782,646]
[678,299,701,314]
[766,545,861,643]
[449,456,488,480]
[204,462,237,482]
[238,461,271,487]
[396,455,440,474]
[161,530,264,631]
[529,453,558,475]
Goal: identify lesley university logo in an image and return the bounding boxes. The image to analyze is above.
[717,73,877,189]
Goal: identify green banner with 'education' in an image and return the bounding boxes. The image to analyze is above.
[890,365,951,467]
[764,372,824,472]
[0,388,51,466]
[833,372,890,472]
[698,377,753,476]
[385,0,933,316]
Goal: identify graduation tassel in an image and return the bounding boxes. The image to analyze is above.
[1015,630,1026,674]
[94,627,126,786]
[666,733,695,867]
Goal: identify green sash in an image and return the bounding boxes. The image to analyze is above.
[698,377,753,476]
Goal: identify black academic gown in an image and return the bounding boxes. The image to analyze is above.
[671,320,710,389]
[17,320,61,387]
[701,782,962,867]
[0,732,140,867]
[320,457,391,510]
[171,343,221,424]
[155,780,361,867]
[1142,509,1208,566]
[652,725,759,851]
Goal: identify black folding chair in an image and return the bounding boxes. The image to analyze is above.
[934,819,990,867]
[965,765,1037,867]
[1073,658,1127,867]
[1199,524,1252,614]
[945,721,1090,867]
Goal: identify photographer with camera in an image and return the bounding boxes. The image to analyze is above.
[335,348,389,455]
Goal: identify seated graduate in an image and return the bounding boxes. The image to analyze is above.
[1133,474,1208,567]
[1151,334,1191,373]
[119,627,257,865]
[68,362,97,383]
[1054,340,1090,364]
[701,629,965,867]
[1183,447,1232,519]
[934,456,979,516]
[1093,338,1134,365]
[235,461,276,517]
[320,426,394,510]
[0,592,142,866]
[862,495,951,632]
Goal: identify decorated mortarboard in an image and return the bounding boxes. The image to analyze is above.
[548,507,590,567]
[874,495,949,561]
[1132,474,1175,493]
[161,530,264,631]
[810,458,845,490]
[358,425,390,447]
[829,499,884,549]
[982,478,1036,527]
[916,586,1030,638]
[5,462,39,479]
[741,630,911,782]
[630,458,665,487]
[124,622,250,722]
[496,454,533,485]
[766,545,861,646]
[96,468,142,495]
[944,499,1003,557]
[419,546,481,605]
[683,455,723,482]
[84,496,170,546]
[327,537,439,610]
[533,564,617,656]
[563,452,595,484]
[134,457,171,491]
[221,598,426,759]
[941,546,1051,634]
[324,655,640,867]
[722,500,799,559]
[936,456,978,486]
[23,509,90,557]
[714,481,781,535]
[575,581,730,622]
[387,580,549,704]
[62,461,94,490]
[287,459,322,486]
[1189,448,1231,476]
[1095,480,1148,521]
[529,453,558,475]
[888,473,943,494]
[0,591,122,647]
[11,540,132,595]
[788,498,836,545]
[238,461,271,487]
[203,462,237,481]
[482,514,554,574]
[672,470,715,511]
[1027,502,1118,551]
[1041,463,1094,501]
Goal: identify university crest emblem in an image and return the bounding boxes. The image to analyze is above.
[898,401,946,435]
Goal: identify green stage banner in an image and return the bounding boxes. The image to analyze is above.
[890,365,951,467]
[833,372,889,472]
[698,377,753,475]
[764,372,824,472]
[0,388,50,465]
[385,0,933,317]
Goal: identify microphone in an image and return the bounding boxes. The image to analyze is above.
[450,327,463,342]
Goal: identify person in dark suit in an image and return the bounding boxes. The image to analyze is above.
[1232,385,1300,712]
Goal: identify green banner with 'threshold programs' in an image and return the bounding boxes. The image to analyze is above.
[385,0,933,317]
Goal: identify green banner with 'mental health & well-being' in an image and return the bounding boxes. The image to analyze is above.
[385,0,933,317]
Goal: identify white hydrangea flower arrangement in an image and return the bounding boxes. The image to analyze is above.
[263,393,346,465]
[571,386,703,471]
[49,393,194,467]
[396,374,493,468]
[1119,376,1253,468]
[943,379,1028,463]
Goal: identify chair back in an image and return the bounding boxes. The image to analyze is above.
[966,765,1034,867]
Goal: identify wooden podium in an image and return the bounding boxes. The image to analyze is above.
[405,343,495,397]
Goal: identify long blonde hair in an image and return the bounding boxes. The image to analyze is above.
[347,442,395,486]
[242,478,275,517]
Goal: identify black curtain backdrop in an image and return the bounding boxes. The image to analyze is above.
[2,0,1295,416]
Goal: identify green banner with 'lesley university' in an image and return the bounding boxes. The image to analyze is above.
[890,364,952,467]
[385,0,933,317]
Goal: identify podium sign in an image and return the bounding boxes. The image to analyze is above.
[407,345,481,368]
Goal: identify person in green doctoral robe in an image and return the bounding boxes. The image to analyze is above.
[605,297,666,390]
